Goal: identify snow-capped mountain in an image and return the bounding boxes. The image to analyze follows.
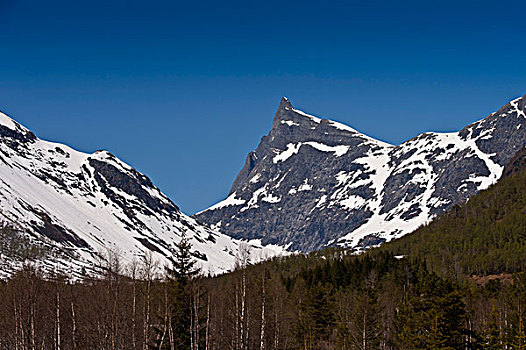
[194,95,526,252]
[0,112,285,277]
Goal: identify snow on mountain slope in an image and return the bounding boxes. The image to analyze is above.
[194,95,526,252]
[0,112,285,277]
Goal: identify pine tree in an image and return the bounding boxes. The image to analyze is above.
[296,284,335,349]
[168,231,199,286]
[151,231,200,350]
[393,271,465,349]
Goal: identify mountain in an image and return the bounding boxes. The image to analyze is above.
[381,146,526,276]
[194,95,526,252]
[0,112,285,277]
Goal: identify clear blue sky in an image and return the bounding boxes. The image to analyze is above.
[1,0,525,214]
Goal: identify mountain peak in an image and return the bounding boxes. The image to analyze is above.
[273,96,296,125]
[195,94,525,252]
[0,111,37,144]
[272,97,323,129]
[279,96,292,110]
[0,111,18,130]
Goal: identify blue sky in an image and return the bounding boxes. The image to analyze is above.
[1,0,525,214]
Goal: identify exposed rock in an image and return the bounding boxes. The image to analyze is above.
[502,147,526,177]
[195,95,526,252]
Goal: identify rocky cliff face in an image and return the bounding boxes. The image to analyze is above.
[0,112,285,277]
[194,95,526,252]
[502,147,526,178]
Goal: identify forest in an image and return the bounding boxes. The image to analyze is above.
[1,242,525,349]
[1,158,526,349]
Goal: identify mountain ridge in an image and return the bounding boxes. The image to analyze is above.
[194,94,526,251]
[0,111,285,277]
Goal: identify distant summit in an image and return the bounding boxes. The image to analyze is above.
[194,95,526,252]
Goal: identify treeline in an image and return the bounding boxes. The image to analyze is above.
[382,160,526,276]
[1,248,526,349]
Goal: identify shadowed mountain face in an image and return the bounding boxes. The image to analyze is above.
[0,113,285,277]
[502,147,526,178]
[194,95,526,252]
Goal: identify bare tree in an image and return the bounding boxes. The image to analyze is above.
[235,243,251,350]
[140,251,159,350]
[128,258,139,349]
[260,268,266,350]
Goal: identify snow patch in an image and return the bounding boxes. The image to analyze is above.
[339,195,366,209]
[327,120,358,133]
[273,143,301,163]
[316,195,327,207]
[205,192,246,212]
[273,142,350,163]
[287,106,322,124]
[0,112,18,130]
[249,173,261,183]
[280,120,300,127]
[262,194,281,203]
[304,141,350,157]
[298,179,312,192]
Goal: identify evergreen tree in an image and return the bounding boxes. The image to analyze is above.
[394,271,465,349]
[168,231,199,285]
[295,284,335,349]
[151,231,200,350]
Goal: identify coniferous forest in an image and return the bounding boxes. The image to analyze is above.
[2,158,526,349]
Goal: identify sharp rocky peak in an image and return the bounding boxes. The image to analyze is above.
[271,97,321,129]
[195,94,526,252]
[228,97,383,197]
[269,97,385,146]
[278,96,292,110]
